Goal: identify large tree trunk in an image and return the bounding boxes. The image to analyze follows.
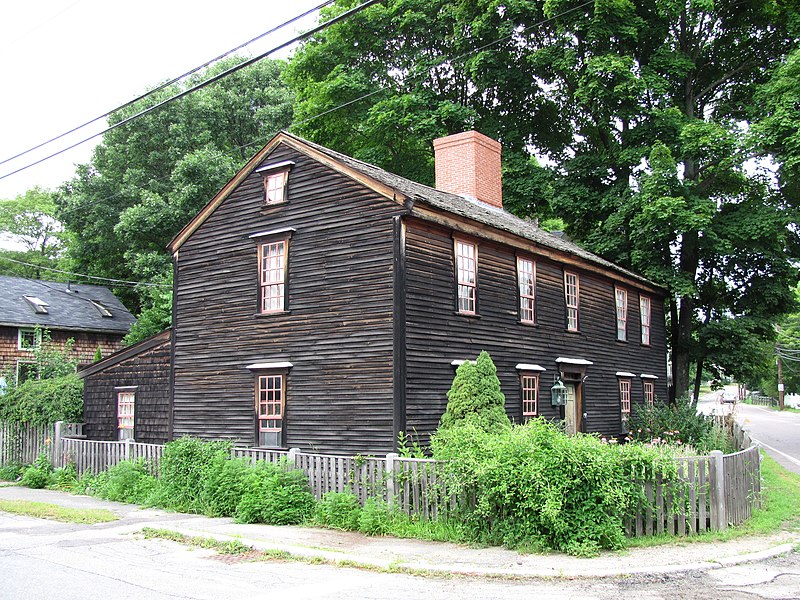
[672,294,694,400]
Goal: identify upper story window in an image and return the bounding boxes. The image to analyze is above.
[259,240,287,313]
[255,160,294,206]
[615,287,628,341]
[521,373,539,420]
[619,379,631,420]
[257,373,285,448]
[643,380,655,406]
[117,390,135,441]
[564,271,579,331]
[18,327,41,351]
[517,257,536,324]
[640,295,651,346]
[455,239,477,315]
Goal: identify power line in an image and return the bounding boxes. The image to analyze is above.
[0,0,335,169]
[0,0,382,183]
[0,256,170,287]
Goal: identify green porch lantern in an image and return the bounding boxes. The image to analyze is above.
[550,377,568,406]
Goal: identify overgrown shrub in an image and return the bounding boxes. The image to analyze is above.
[90,460,158,504]
[49,463,78,490]
[0,461,25,481]
[438,351,511,433]
[158,437,231,512]
[432,418,677,556]
[358,498,394,536]
[315,491,362,530]
[0,374,83,424]
[199,456,250,517]
[20,453,53,489]
[235,461,315,525]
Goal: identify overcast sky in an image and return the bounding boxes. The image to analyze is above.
[0,0,323,201]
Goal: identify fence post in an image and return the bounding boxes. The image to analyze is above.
[385,453,398,507]
[124,438,133,462]
[53,421,63,468]
[710,450,727,530]
[288,447,300,468]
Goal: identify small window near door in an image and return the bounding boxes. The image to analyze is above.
[117,391,135,440]
[520,374,539,420]
[644,381,655,406]
[619,379,631,422]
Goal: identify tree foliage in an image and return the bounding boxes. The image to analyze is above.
[56,57,294,314]
[287,0,800,398]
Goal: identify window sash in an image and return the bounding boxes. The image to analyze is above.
[264,171,288,205]
[619,380,631,415]
[456,240,477,314]
[565,272,579,331]
[640,296,651,345]
[644,381,655,406]
[521,375,538,419]
[117,392,135,430]
[260,240,287,313]
[518,258,536,323]
[615,288,627,341]
[257,375,284,432]
[18,328,40,351]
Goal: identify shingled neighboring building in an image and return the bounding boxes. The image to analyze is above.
[0,275,135,383]
[82,130,668,452]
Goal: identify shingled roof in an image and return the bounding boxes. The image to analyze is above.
[0,276,136,334]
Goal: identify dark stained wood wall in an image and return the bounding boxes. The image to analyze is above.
[172,144,405,454]
[403,218,668,444]
[82,334,171,443]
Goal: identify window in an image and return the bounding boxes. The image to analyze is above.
[619,379,631,419]
[263,171,288,205]
[257,374,285,447]
[117,391,135,440]
[259,240,287,313]
[521,374,539,420]
[16,360,37,384]
[517,257,536,323]
[640,295,651,345]
[455,239,477,314]
[644,381,655,406]
[615,287,627,341]
[18,328,41,351]
[564,272,579,331]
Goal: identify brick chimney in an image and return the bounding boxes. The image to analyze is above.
[433,130,502,209]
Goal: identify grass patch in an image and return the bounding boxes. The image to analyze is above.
[141,528,253,555]
[626,452,800,548]
[0,499,118,524]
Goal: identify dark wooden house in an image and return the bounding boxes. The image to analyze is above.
[0,276,135,387]
[83,131,667,453]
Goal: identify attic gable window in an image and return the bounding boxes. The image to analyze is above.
[256,160,294,206]
[23,295,48,314]
[564,271,579,331]
[455,238,477,314]
[615,287,627,341]
[517,257,536,324]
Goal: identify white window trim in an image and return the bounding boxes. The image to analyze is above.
[615,287,627,341]
[246,361,294,371]
[517,257,536,324]
[555,357,594,366]
[17,328,41,351]
[455,238,478,315]
[564,271,579,331]
[516,363,546,372]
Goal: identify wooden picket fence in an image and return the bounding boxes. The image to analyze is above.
[0,420,762,535]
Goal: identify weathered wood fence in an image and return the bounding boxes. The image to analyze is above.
[1,420,761,535]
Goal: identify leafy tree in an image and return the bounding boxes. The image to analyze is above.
[438,350,511,432]
[56,57,294,313]
[0,187,66,279]
[287,0,800,399]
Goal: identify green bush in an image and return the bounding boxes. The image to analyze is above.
[0,461,25,481]
[358,498,394,536]
[235,461,315,525]
[158,437,231,512]
[199,456,250,517]
[315,491,362,530]
[20,453,53,489]
[432,418,677,556]
[0,374,83,424]
[438,351,511,433]
[91,460,158,504]
[49,463,78,490]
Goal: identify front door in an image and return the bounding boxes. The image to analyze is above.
[563,383,581,435]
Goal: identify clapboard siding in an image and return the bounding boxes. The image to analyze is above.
[172,144,404,454]
[82,332,171,444]
[403,219,667,443]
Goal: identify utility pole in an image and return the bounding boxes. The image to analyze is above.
[777,351,785,410]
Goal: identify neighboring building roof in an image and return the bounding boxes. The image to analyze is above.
[78,329,170,378]
[169,131,662,292]
[0,276,136,334]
